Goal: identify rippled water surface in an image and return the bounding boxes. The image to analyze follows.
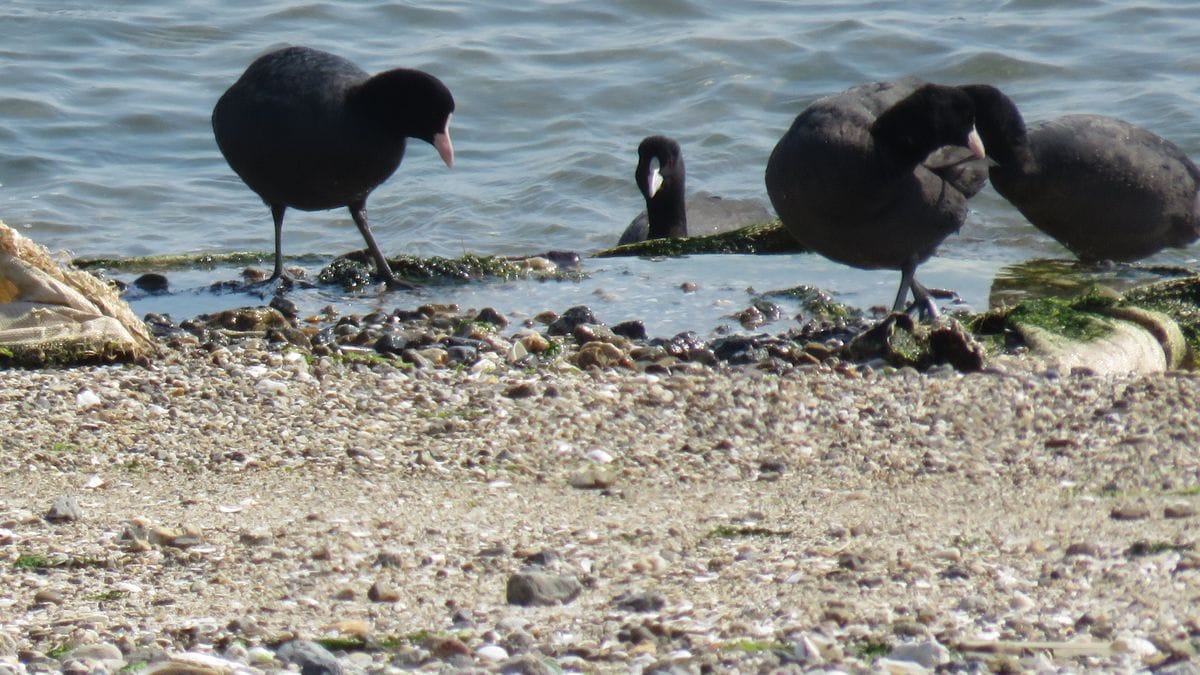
[2,1,1199,333]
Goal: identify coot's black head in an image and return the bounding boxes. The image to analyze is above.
[870,84,986,169]
[353,68,456,167]
[636,135,685,201]
[959,84,1028,168]
[635,136,687,238]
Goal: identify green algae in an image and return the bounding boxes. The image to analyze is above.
[320,252,584,289]
[1003,297,1116,343]
[73,251,327,272]
[762,285,862,322]
[0,340,145,369]
[593,219,803,258]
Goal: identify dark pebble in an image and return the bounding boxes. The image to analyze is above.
[474,306,508,328]
[547,305,598,336]
[613,590,666,613]
[265,327,311,349]
[275,639,344,675]
[541,250,581,268]
[612,320,647,341]
[268,295,299,318]
[503,382,539,399]
[374,333,409,355]
[133,273,169,294]
[521,549,561,567]
[446,345,478,364]
[655,331,705,357]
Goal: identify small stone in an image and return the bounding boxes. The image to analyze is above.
[474,307,508,328]
[276,640,343,675]
[133,273,169,293]
[569,467,616,490]
[238,529,273,546]
[68,643,124,669]
[150,525,202,549]
[269,295,298,318]
[496,654,559,675]
[432,637,470,658]
[888,638,950,668]
[874,657,934,674]
[612,320,647,341]
[333,587,356,601]
[1113,636,1159,656]
[573,341,633,370]
[1165,502,1197,519]
[503,382,539,399]
[33,589,65,606]
[613,590,665,613]
[75,390,102,408]
[373,549,406,568]
[1064,542,1101,557]
[506,571,583,606]
[1111,504,1152,521]
[46,496,83,522]
[367,581,400,603]
[476,644,508,662]
[586,449,614,463]
[519,332,551,354]
[547,305,597,335]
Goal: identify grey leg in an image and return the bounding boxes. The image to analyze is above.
[348,203,414,290]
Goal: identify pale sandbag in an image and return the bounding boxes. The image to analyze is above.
[0,220,154,365]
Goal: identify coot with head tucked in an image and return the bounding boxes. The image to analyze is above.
[764,79,987,316]
[618,135,772,245]
[212,46,455,288]
[962,84,1200,262]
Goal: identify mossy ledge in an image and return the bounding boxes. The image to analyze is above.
[320,252,584,290]
[74,252,325,273]
[593,219,803,257]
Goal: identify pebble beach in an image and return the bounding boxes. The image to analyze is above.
[2,329,1200,674]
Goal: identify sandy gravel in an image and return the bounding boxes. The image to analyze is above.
[1,341,1199,673]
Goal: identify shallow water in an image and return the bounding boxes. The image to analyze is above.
[2,1,1199,334]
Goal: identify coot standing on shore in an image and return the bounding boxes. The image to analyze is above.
[764,79,987,317]
[618,135,772,245]
[212,46,455,288]
[961,84,1200,262]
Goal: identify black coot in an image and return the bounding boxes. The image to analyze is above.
[764,79,987,316]
[962,84,1200,262]
[618,136,772,245]
[212,46,455,288]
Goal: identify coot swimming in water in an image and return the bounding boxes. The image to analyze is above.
[764,79,987,316]
[962,84,1200,262]
[618,135,772,245]
[212,46,455,288]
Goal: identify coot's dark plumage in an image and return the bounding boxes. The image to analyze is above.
[764,79,987,315]
[962,84,1200,262]
[212,46,455,287]
[618,136,772,245]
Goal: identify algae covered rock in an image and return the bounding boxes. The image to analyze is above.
[594,219,803,258]
[319,251,583,290]
[982,294,1188,374]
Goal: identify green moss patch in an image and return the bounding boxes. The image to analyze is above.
[320,252,584,290]
[73,251,325,272]
[1004,297,1115,342]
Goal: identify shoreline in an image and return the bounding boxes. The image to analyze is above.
[1,340,1199,672]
